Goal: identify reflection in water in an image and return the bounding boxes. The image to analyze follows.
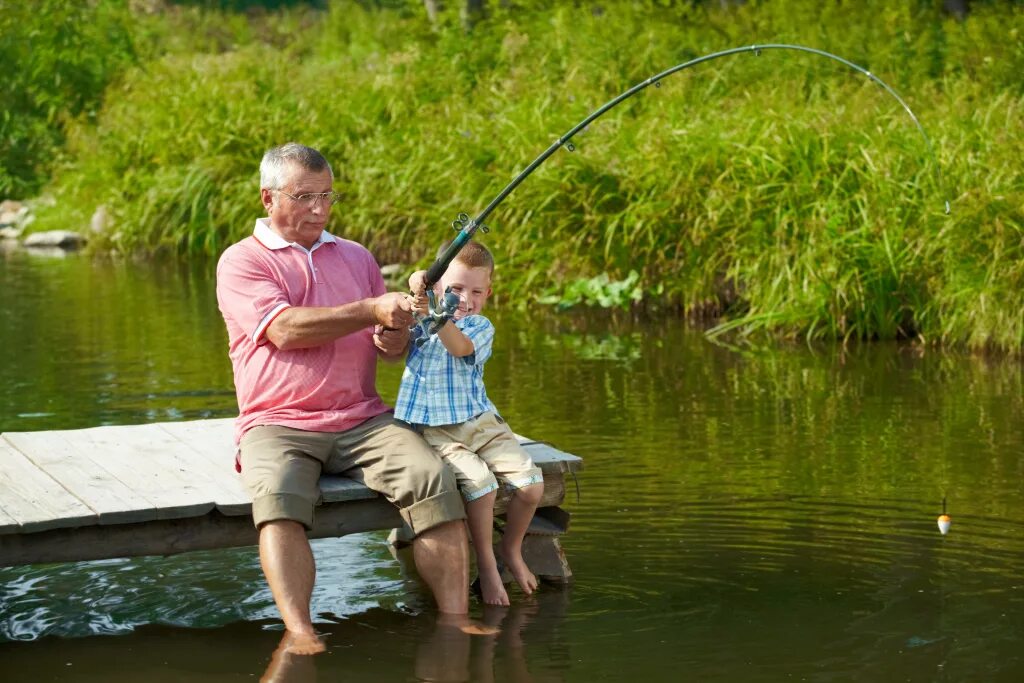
[259,595,571,683]
[260,632,319,683]
[1,252,1024,680]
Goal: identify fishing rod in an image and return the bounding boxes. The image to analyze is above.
[414,43,949,334]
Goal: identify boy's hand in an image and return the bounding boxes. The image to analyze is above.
[408,270,428,297]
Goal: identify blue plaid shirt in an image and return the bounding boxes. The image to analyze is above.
[394,315,498,426]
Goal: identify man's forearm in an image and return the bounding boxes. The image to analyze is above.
[266,302,376,350]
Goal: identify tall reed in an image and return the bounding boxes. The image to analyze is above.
[26,0,1024,351]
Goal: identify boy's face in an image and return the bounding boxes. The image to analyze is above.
[437,262,492,320]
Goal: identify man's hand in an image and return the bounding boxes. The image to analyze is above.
[374,324,410,359]
[410,293,429,317]
[371,292,415,329]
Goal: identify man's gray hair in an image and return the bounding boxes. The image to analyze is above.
[259,143,333,190]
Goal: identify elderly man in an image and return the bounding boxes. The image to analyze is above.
[216,143,470,654]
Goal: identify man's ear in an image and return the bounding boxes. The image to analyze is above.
[261,188,274,214]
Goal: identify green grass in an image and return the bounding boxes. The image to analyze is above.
[15,0,1024,351]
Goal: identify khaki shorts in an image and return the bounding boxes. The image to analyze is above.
[239,413,465,533]
[422,411,544,502]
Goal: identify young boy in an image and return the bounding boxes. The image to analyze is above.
[395,241,544,606]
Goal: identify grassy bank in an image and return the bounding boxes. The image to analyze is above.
[16,0,1024,351]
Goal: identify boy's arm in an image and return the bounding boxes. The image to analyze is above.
[436,319,474,357]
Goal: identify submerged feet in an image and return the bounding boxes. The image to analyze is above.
[437,610,501,636]
[283,630,327,655]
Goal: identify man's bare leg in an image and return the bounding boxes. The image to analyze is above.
[466,492,510,606]
[259,520,325,655]
[414,520,497,635]
[413,519,469,614]
[499,483,544,595]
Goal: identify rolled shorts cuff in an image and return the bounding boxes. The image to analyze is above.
[463,481,500,503]
[252,492,315,531]
[400,489,466,535]
[504,467,544,491]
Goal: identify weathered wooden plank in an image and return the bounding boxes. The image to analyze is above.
[0,438,97,532]
[516,437,584,474]
[155,420,251,515]
[0,419,580,542]
[0,503,21,534]
[86,423,237,519]
[4,428,169,524]
[0,498,407,568]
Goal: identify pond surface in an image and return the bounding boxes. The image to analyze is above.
[1,246,1022,682]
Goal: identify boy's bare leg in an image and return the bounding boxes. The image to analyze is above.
[259,520,326,655]
[467,491,510,606]
[499,483,544,595]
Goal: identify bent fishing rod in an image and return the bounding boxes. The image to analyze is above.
[415,43,950,333]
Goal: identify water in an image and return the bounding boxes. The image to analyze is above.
[1,245,1022,681]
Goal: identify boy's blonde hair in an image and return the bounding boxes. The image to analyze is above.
[440,240,494,276]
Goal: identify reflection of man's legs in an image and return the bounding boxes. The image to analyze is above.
[261,631,320,682]
[241,426,333,654]
[328,414,471,616]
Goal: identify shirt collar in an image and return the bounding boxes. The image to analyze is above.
[253,218,337,251]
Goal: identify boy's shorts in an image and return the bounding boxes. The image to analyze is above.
[238,412,465,533]
[421,411,544,502]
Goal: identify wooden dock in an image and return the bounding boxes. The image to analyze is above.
[0,419,582,578]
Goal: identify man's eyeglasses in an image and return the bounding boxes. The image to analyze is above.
[276,190,341,208]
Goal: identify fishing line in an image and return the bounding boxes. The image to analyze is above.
[420,43,949,316]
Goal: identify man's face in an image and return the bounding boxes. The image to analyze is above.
[261,164,334,249]
[437,262,492,320]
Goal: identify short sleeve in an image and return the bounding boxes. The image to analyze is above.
[459,316,494,366]
[366,249,387,298]
[216,243,290,346]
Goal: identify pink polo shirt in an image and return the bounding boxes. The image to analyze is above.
[216,219,390,445]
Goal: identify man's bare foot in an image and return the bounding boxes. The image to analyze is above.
[437,611,501,636]
[480,565,511,606]
[284,630,327,655]
[503,552,538,596]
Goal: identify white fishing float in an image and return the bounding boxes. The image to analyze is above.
[937,496,951,535]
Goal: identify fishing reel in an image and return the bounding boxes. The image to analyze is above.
[412,287,460,347]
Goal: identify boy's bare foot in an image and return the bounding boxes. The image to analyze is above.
[503,553,538,596]
[437,611,501,636]
[480,565,511,606]
[283,630,327,655]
